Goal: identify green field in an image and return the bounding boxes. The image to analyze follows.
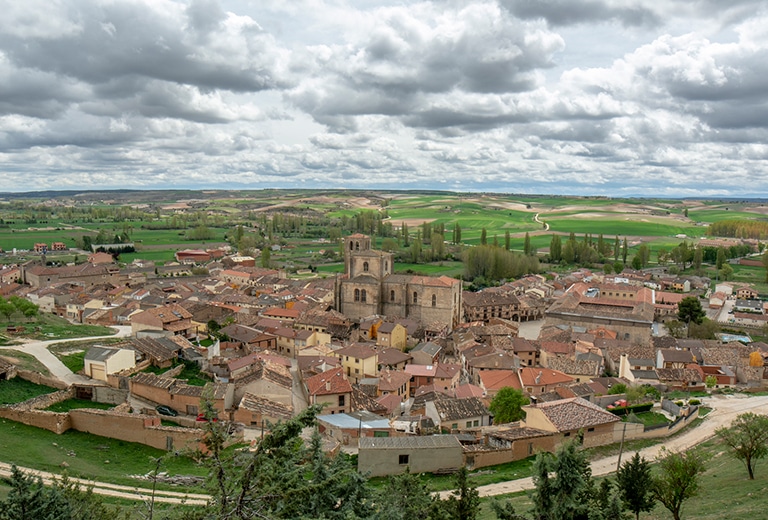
[0,378,56,404]
[480,438,768,520]
[0,350,51,375]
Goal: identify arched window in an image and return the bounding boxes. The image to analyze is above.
[363,261,369,272]
[390,290,395,302]
[354,289,360,302]
[413,292,418,304]
[432,294,437,307]
[361,290,367,303]
[384,261,388,271]
[355,241,360,251]
[349,242,354,251]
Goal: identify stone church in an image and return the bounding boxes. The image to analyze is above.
[334,234,462,332]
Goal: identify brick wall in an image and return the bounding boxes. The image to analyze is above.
[0,407,71,433]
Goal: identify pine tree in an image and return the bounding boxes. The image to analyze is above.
[617,453,655,520]
[523,232,531,256]
[480,228,487,245]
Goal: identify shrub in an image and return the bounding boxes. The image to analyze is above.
[688,399,701,405]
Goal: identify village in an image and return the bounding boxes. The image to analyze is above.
[1,231,767,479]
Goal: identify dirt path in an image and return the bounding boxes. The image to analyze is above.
[443,394,768,498]
[0,461,210,505]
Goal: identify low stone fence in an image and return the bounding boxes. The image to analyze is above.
[17,369,69,390]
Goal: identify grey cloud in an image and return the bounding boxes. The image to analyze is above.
[500,0,661,27]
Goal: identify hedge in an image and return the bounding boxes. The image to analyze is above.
[608,402,654,416]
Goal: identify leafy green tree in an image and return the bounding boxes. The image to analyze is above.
[260,246,271,268]
[489,387,529,423]
[550,234,562,262]
[720,264,734,281]
[614,261,624,274]
[715,412,768,480]
[763,249,768,282]
[453,222,461,244]
[650,449,705,520]
[617,453,655,520]
[716,247,726,269]
[678,296,705,325]
[505,230,511,251]
[523,233,531,255]
[705,375,717,389]
[480,228,487,245]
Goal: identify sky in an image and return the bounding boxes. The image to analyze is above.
[1,0,767,197]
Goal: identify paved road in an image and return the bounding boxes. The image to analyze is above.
[0,326,132,384]
[444,393,768,498]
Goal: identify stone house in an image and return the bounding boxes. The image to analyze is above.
[305,367,353,415]
[522,397,620,448]
[425,395,491,432]
[358,435,463,477]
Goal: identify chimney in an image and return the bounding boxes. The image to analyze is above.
[535,371,542,385]
[326,381,331,391]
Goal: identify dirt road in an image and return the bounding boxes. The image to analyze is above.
[448,393,768,498]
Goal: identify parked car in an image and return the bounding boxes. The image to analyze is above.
[156,405,178,417]
[196,413,218,422]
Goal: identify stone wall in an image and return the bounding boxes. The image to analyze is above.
[17,369,69,390]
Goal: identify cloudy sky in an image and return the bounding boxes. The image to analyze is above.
[1,0,767,197]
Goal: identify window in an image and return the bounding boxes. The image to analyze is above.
[466,421,472,428]
[432,294,437,307]
[528,443,534,455]
[385,261,388,271]
[390,290,395,302]
[361,289,367,303]
[413,292,418,304]
[399,454,409,465]
[473,420,479,427]
[451,423,458,430]
[355,368,359,374]
[564,432,571,437]
[363,261,369,272]
[354,289,360,302]
[349,242,354,251]
[587,427,595,432]
[338,395,345,406]
[355,242,360,251]
[355,358,360,363]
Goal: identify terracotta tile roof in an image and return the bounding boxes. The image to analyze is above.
[376,348,411,366]
[377,369,410,392]
[530,397,620,431]
[544,356,600,377]
[335,344,378,360]
[454,383,486,399]
[519,367,574,386]
[306,367,353,396]
[478,369,521,391]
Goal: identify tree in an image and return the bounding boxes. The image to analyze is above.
[749,351,763,367]
[523,232,531,255]
[716,247,726,270]
[260,246,271,268]
[443,466,480,520]
[763,249,768,282]
[678,296,705,325]
[705,375,717,389]
[664,320,686,338]
[617,453,655,520]
[530,441,594,520]
[372,468,442,520]
[550,234,562,262]
[720,264,734,281]
[505,230,511,251]
[453,222,462,244]
[489,387,529,423]
[650,449,705,520]
[715,412,768,480]
[622,238,628,264]
[480,228,487,245]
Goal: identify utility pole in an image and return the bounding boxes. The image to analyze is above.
[616,422,627,473]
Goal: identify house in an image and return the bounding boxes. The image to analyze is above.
[377,348,411,371]
[522,397,620,448]
[543,356,601,384]
[358,435,463,477]
[305,367,353,415]
[656,349,696,369]
[376,369,411,398]
[477,369,521,397]
[405,363,461,396]
[736,287,759,300]
[376,322,407,351]
[734,299,763,313]
[511,338,540,367]
[317,411,392,446]
[130,303,196,338]
[425,395,491,432]
[518,367,574,395]
[129,373,234,417]
[669,278,691,293]
[334,344,379,384]
[467,351,520,385]
[83,347,136,382]
[409,341,443,366]
[233,393,293,427]
[219,324,277,352]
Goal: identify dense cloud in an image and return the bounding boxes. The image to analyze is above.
[0,0,767,196]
